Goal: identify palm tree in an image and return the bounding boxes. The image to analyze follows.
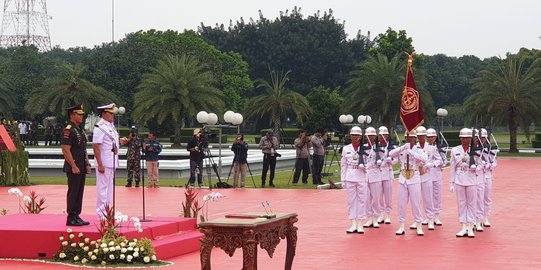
[244,70,311,141]
[465,56,541,153]
[0,78,16,117]
[24,64,119,116]
[344,53,433,128]
[132,54,224,146]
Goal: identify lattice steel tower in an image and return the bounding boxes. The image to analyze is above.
[0,0,51,51]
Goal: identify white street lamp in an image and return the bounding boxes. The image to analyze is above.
[115,106,125,127]
[436,108,448,131]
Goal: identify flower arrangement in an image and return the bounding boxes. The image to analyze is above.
[7,188,46,214]
[201,191,224,222]
[180,186,224,222]
[54,204,160,266]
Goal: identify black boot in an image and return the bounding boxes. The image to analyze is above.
[125,180,132,187]
[135,181,140,188]
[261,181,266,188]
[269,181,275,188]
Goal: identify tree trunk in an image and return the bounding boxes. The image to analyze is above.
[272,113,281,144]
[173,122,182,147]
[508,109,519,153]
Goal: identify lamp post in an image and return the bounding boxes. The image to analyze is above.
[197,110,244,175]
[436,108,448,131]
[114,106,125,127]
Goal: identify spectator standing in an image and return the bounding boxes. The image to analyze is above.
[311,128,327,185]
[259,131,279,188]
[292,130,312,185]
[18,120,27,145]
[44,120,54,146]
[143,132,162,188]
[231,134,248,188]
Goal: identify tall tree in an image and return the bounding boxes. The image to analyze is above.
[304,86,343,132]
[0,78,16,117]
[369,28,414,60]
[24,63,118,117]
[244,70,312,140]
[132,54,224,146]
[465,55,541,153]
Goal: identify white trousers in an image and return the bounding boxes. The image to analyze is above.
[397,182,422,223]
[345,181,367,220]
[455,184,477,223]
[381,179,393,214]
[96,167,115,218]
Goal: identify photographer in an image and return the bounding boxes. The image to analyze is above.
[231,134,248,188]
[293,129,312,185]
[125,126,142,187]
[259,131,280,188]
[311,128,328,185]
[143,132,161,188]
[187,128,205,187]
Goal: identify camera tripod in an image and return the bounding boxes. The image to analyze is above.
[201,147,230,189]
[225,160,257,188]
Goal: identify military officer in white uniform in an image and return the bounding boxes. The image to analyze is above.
[93,103,128,218]
[341,126,368,234]
[362,127,383,229]
[378,126,397,224]
[480,128,497,227]
[450,128,482,238]
[426,128,446,226]
[389,130,427,236]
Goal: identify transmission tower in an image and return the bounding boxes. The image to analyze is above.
[0,0,52,51]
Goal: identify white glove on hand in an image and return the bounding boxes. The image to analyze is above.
[386,157,392,163]
[450,184,455,193]
[376,160,382,166]
[469,164,477,171]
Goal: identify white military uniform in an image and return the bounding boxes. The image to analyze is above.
[364,142,383,228]
[389,142,427,235]
[93,117,120,218]
[417,141,440,228]
[341,143,368,230]
[481,144,497,226]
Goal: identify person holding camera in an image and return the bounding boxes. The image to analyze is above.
[143,131,162,188]
[231,134,248,188]
[187,128,205,187]
[259,131,279,188]
[293,129,312,185]
[311,128,328,185]
[125,126,141,188]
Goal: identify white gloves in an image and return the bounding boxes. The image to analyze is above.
[376,160,382,166]
[469,164,477,171]
[450,184,455,193]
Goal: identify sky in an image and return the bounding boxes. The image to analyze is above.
[15,0,541,59]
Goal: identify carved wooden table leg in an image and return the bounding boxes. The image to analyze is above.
[200,229,213,270]
[285,219,298,270]
[242,229,258,270]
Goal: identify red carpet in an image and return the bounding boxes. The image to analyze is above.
[0,158,540,269]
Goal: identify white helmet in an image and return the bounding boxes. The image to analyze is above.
[426,128,437,137]
[365,127,377,136]
[416,126,427,136]
[378,126,389,135]
[350,126,362,135]
[459,128,472,138]
[481,128,488,138]
[405,129,417,137]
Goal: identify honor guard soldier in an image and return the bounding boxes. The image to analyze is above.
[61,104,91,226]
[473,129,487,232]
[450,128,482,238]
[426,128,446,226]
[378,126,397,224]
[341,126,368,234]
[362,127,383,229]
[480,128,497,227]
[389,130,427,236]
[93,103,128,218]
[413,126,439,231]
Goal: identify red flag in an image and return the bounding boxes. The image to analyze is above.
[400,53,424,132]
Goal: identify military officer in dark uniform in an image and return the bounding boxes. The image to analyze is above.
[61,104,91,226]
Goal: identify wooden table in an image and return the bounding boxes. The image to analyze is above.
[198,212,298,270]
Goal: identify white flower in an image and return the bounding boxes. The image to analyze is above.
[23,195,31,204]
[94,249,99,254]
[127,246,133,251]
[8,188,23,197]
[83,246,89,252]
[121,248,127,253]
[87,251,92,256]
[120,242,126,247]
[59,236,64,241]
[108,241,115,246]
[203,191,224,202]
[109,246,116,252]
[70,243,77,248]
[115,245,121,250]
[58,252,66,259]
[66,228,73,233]
[126,255,133,262]
[73,256,79,261]
[102,247,109,253]
[101,261,107,266]
[133,251,139,258]
[91,255,97,260]
[78,242,84,247]
[115,212,128,224]
[100,243,107,248]
[134,247,139,252]
[90,240,96,245]
[78,232,84,237]
[134,222,143,232]
[84,238,90,243]
[130,216,140,223]
[81,258,88,264]
[62,241,68,246]
[109,254,115,260]
[143,256,150,263]
[69,234,74,239]
[151,255,157,261]
[119,254,125,260]
[140,247,145,252]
